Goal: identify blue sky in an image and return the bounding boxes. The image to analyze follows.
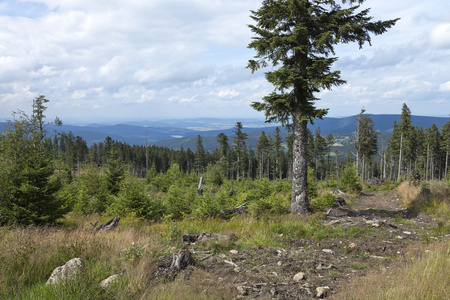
[0,0,449,124]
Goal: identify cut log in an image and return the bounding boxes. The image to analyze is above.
[231,202,247,216]
[96,216,120,231]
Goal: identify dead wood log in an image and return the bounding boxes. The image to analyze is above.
[96,216,120,231]
[231,202,247,216]
[223,260,238,268]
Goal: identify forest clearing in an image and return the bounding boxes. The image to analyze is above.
[1,178,449,299]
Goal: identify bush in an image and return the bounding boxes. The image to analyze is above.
[112,176,164,220]
[308,168,319,198]
[248,194,288,217]
[164,185,193,219]
[310,192,337,212]
[205,163,224,187]
[338,164,362,193]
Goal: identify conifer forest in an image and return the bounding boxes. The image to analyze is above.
[1,97,449,225]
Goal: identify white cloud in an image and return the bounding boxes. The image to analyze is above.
[430,23,450,49]
[438,81,450,92]
[210,89,241,99]
[0,0,450,122]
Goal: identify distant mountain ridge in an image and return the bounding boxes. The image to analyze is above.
[1,115,448,150]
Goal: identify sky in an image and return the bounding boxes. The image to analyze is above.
[0,0,449,124]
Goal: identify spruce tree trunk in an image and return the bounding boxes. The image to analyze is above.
[397,133,403,181]
[290,113,309,214]
[445,145,448,179]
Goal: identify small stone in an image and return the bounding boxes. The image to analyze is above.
[348,243,356,248]
[403,231,412,235]
[277,261,282,267]
[218,253,227,259]
[372,222,380,228]
[327,220,340,226]
[237,286,248,295]
[230,250,239,255]
[271,271,278,276]
[293,272,306,282]
[99,274,121,289]
[234,267,241,273]
[316,286,330,298]
[395,236,403,240]
[322,249,333,254]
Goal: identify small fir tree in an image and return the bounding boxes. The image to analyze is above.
[0,96,67,225]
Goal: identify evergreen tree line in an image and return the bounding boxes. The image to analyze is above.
[385,104,450,181]
[39,104,450,184]
[45,122,338,182]
[1,97,449,226]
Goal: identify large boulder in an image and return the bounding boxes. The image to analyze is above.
[46,258,85,285]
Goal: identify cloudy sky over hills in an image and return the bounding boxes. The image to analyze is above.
[1,0,449,123]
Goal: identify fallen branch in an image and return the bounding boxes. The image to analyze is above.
[95,216,120,231]
[224,260,238,268]
[200,254,214,261]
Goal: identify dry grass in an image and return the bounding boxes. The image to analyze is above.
[2,199,448,299]
[395,181,425,207]
[332,239,450,300]
[396,181,450,218]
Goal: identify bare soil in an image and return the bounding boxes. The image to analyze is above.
[178,190,444,299]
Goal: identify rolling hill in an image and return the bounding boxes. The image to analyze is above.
[1,115,448,151]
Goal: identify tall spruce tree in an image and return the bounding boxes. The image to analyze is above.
[247,0,398,213]
[425,124,442,180]
[217,133,230,177]
[195,135,206,174]
[0,96,67,225]
[272,127,285,179]
[232,122,248,181]
[389,103,415,180]
[442,118,450,178]
[257,131,271,180]
[105,138,125,196]
[354,108,378,181]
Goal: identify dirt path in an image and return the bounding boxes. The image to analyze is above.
[187,190,442,299]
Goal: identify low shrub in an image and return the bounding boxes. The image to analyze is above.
[310,192,337,212]
[338,164,362,193]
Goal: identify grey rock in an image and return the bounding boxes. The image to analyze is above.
[316,286,330,298]
[46,258,84,285]
[99,274,122,289]
[293,272,306,282]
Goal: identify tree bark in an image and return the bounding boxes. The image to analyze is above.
[397,133,403,181]
[290,113,309,214]
[445,145,448,179]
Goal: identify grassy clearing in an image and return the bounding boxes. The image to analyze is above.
[333,239,450,300]
[0,212,356,299]
[2,181,449,299]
